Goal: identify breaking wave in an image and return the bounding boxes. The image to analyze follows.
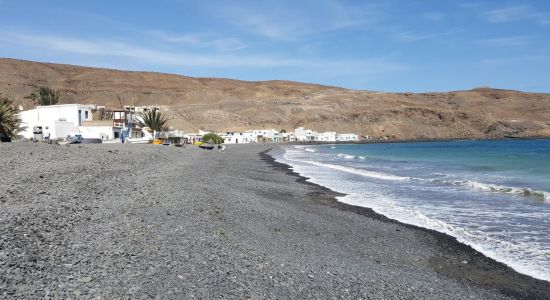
[431,179,550,203]
[302,160,410,181]
[337,153,356,159]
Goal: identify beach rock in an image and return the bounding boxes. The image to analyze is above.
[0,142,547,299]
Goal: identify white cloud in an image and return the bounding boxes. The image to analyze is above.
[216,0,385,40]
[0,30,408,76]
[147,31,248,51]
[484,5,533,22]
[483,5,550,25]
[481,55,548,65]
[0,31,293,67]
[479,36,531,47]
[395,30,457,43]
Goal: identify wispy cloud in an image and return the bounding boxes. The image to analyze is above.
[147,31,248,51]
[216,0,385,40]
[0,30,408,76]
[395,30,457,43]
[483,5,550,25]
[481,55,549,65]
[0,31,294,67]
[479,36,531,47]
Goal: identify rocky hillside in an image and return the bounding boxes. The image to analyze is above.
[1,58,549,140]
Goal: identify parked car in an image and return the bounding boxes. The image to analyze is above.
[66,133,83,144]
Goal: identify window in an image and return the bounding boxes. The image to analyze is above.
[85,111,89,119]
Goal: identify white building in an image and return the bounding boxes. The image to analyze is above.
[78,121,117,140]
[19,104,115,140]
[222,131,257,144]
[20,104,93,139]
[317,132,337,142]
[290,127,360,143]
[253,129,282,142]
[336,133,359,142]
[294,127,317,142]
[286,132,296,142]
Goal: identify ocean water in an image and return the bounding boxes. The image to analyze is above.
[271,139,550,282]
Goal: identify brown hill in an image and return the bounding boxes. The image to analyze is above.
[1,58,549,140]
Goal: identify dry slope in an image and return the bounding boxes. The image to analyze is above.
[1,58,549,140]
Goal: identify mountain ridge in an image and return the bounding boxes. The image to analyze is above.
[1,57,549,140]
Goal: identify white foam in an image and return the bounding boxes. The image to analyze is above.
[337,153,355,159]
[433,179,550,203]
[304,160,410,181]
[304,148,317,153]
[339,193,550,282]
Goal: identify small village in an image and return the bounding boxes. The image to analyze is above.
[18,102,361,145]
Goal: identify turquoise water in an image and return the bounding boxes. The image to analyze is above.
[273,139,550,282]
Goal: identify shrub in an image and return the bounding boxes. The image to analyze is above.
[202,133,224,144]
[0,96,23,141]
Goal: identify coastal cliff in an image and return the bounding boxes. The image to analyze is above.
[1,58,549,140]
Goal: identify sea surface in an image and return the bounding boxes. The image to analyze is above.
[272,139,550,282]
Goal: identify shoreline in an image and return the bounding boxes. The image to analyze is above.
[260,147,550,299]
[286,136,550,146]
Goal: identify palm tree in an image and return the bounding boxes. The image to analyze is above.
[30,86,60,106]
[0,96,22,141]
[138,109,169,132]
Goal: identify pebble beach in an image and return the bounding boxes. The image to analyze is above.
[1,142,549,299]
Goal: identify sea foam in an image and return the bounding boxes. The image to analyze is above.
[304,160,410,181]
[431,179,550,203]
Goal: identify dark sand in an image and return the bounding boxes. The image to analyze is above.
[1,142,549,299]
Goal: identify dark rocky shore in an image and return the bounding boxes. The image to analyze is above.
[1,142,549,299]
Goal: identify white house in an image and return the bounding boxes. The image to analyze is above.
[252,129,282,142]
[19,104,115,140]
[20,104,92,139]
[317,132,337,142]
[222,131,257,144]
[336,133,359,142]
[286,132,296,142]
[78,121,116,140]
[294,127,317,142]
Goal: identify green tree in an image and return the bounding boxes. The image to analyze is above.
[202,133,224,144]
[138,110,169,132]
[30,86,60,106]
[280,129,287,133]
[0,96,23,141]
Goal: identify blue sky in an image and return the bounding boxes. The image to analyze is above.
[0,0,549,92]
